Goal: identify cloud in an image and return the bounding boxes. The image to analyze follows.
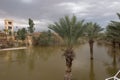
[0,0,120,31]
[57,2,93,14]
[21,0,33,4]
[0,17,53,32]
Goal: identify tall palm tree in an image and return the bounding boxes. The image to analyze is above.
[49,15,85,80]
[106,13,120,48]
[85,22,103,60]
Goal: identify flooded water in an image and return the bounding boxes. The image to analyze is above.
[0,43,120,80]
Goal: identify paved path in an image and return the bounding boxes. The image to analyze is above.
[0,47,27,51]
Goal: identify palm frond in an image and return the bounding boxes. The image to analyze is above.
[85,22,103,40]
[48,15,85,48]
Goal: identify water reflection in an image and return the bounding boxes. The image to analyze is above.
[0,46,61,70]
[0,44,120,80]
[0,46,64,80]
[31,46,60,61]
[105,46,120,76]
[16,50,27,64]
[27,46,61,71]
[89,60,95,80]
[89,44,95,80]
[97,42,120,76]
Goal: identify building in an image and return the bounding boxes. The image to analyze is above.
[4,19,14,36]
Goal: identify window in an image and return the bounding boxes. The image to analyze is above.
[8,26,12,29]
[8,22,12,25]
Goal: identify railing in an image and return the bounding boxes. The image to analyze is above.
[105,70,120,80]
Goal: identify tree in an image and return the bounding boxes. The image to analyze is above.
[85,22,103,60]
[4,29,12,36]
[49,15,85,80]
[17,28,27,41]
[28,18,35,35]
[106,13,120,48]
[33,30,56,46]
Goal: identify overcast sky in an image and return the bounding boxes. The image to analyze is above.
[0,0,120,31]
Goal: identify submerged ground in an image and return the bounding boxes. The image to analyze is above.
[0,43,120,80]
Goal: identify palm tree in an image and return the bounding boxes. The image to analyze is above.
[85,22,103,60]
[49,15,85,80]
[106,23,117,48]
[106,13,120,48]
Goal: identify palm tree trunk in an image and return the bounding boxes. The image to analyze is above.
[89,40,94,60]
[112,40,116,48]
[112,47,116,65]
[64,67,72,80]
[64,48,74,80]
[119,43,120,48]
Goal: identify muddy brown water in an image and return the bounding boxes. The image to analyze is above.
[0,43,120,80]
